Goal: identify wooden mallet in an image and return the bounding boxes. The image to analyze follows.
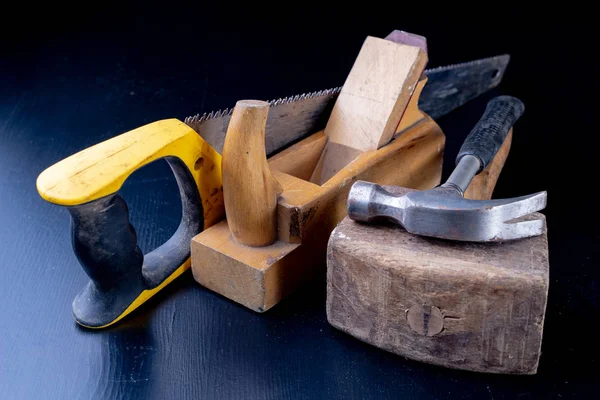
[326,97,549,374]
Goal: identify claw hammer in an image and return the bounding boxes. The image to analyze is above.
[347,95,547,242]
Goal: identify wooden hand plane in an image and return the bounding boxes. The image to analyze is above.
[190,32,507,313]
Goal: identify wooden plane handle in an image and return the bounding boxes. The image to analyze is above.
[222,100,283,247]
[464,129,513,200]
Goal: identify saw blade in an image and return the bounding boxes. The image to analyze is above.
[185,88,341,157]
[184,54,510,156]
[419,54,510,119]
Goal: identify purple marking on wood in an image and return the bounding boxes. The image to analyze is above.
[384,30,428,55]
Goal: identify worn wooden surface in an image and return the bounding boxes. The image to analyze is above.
[323,36,427,152]
[267,131,327,181]
[327,211,549,374]
[396,76,428,133]
[222,100,283,246]
[309,37,427,184]
[191,116,445,312]
[191,220,302,311]
[277,118,444,246]
[308,76,429,187]
[326,132,550,374]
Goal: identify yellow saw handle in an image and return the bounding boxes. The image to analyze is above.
[36,118,224,328]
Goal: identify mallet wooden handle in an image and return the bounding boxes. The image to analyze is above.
[222,100,283,247]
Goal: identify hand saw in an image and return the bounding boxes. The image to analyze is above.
[36,52,509,329]
[186,54,510,156]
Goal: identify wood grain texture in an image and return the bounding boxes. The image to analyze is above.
[326,134,549,374]
[324,36,427,152]
[326,209,549,374]
[267,131,327,181]
[309,37,427,185]
[191,117,445,312]
[396,75,427,132]
[277,118,444,246]
[306,76,428,186]
[222,100,283,246]
[191,220,302,312]
[309,141,363,185]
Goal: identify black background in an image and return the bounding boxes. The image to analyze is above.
[1,5,597,399]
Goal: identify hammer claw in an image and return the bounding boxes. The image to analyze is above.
[496,217,546,241]
[346,96,548,243]
[495,191,548,224]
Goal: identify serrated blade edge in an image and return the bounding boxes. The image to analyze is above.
[185,54,510,154]
[185,87,342,155]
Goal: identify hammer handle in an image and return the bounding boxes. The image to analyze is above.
[464,129,512,200]
[456,95,524,172]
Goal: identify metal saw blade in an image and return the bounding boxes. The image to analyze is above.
[185,88,341,157]
[184,54,510,156]
[419,54,510,120]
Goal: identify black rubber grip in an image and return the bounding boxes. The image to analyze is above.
[67,156,204,328]
[456,95,525,172]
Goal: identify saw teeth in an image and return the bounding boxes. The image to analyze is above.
[185,86,343,123]
[184,114,197,124]
[423,54,510,74]
[185,55,506,124]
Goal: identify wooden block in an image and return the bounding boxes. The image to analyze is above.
[309,36,428,185]
[326,186,549,374]
[267,131,327,181]
[191,117,445,312]
[324,36,427,152]
[191,220,303,312]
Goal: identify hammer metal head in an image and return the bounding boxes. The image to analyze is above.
[347,181,547,242]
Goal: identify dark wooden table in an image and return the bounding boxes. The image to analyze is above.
[1,19,596,399]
